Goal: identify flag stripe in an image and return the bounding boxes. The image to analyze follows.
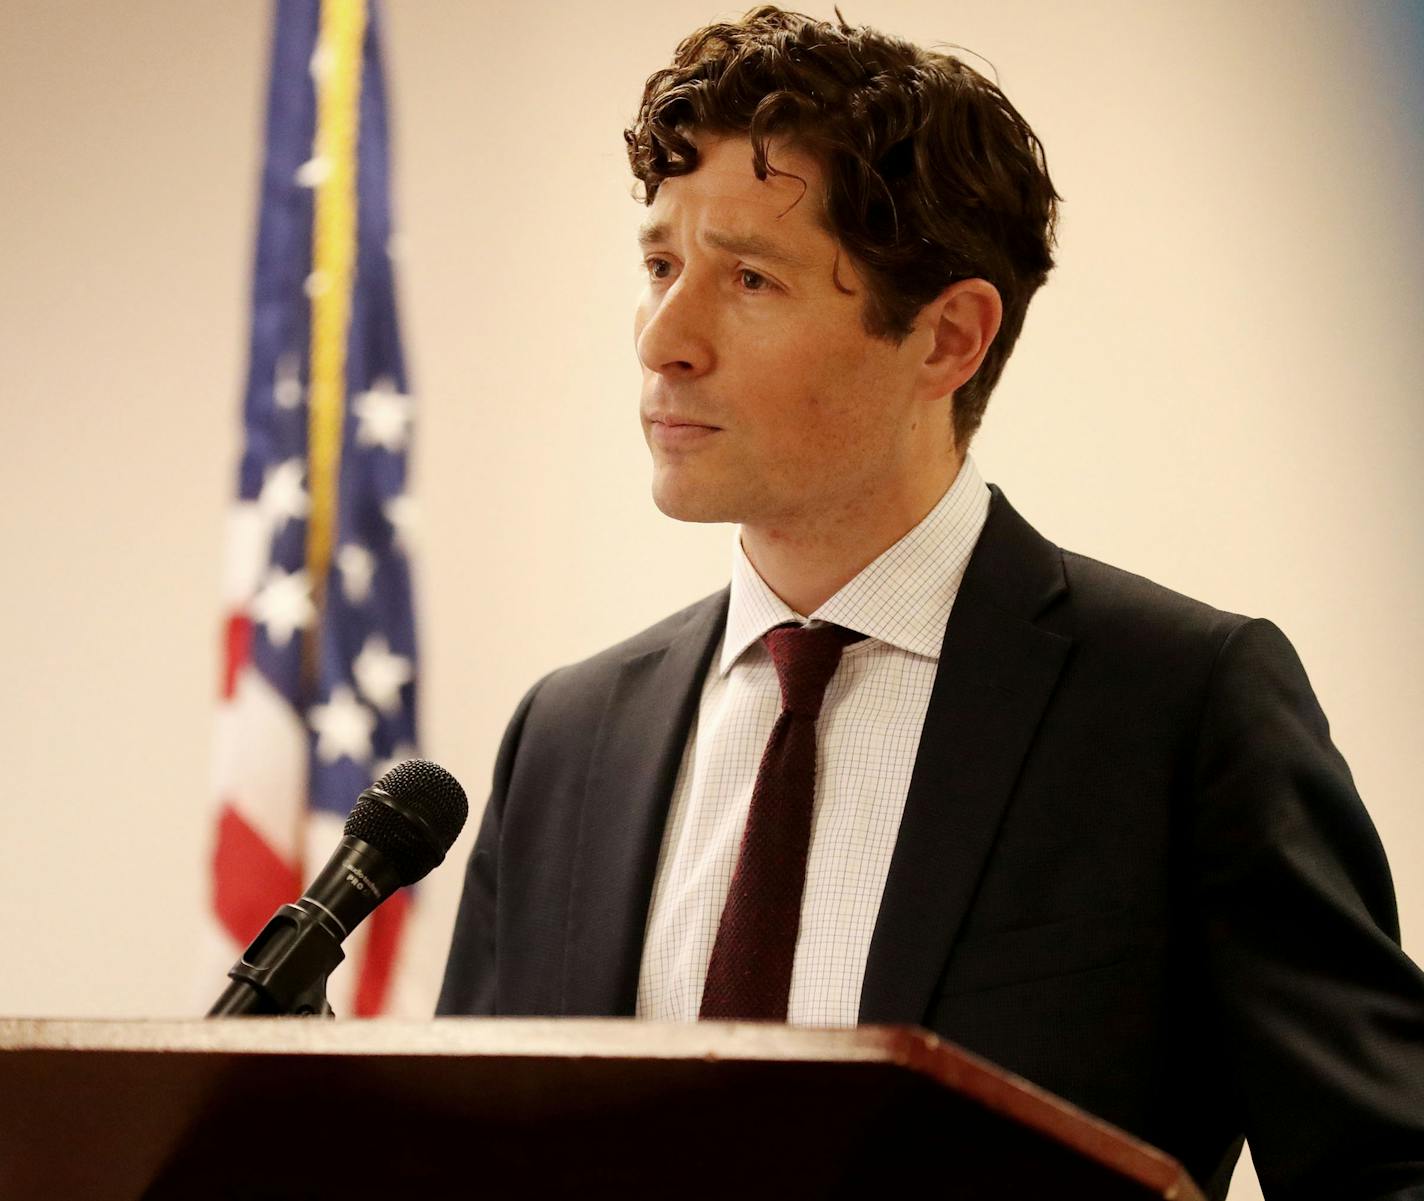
[352,888,411,1015]
[222,614,253,701]
[213,805,303,945]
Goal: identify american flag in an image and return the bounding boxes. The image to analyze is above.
[207,0,421,1017]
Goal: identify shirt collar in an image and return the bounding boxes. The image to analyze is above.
[720,453,991,674]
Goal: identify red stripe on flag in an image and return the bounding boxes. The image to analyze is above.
[352,887,411,1016]
[222,614,254,700]
[213,804,301,945]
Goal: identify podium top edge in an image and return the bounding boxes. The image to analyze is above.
[0,1016,925,1064]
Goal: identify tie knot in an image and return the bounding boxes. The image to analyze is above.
[761,623,861,719]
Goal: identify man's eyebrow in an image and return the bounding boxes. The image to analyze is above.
[636,220,811,270]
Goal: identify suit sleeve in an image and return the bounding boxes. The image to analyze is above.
[1190,618,1424,1200]
[435,677,544,1016]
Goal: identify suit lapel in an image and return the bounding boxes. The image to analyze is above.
[561,590,729,1016]
[860,487,1072,1025]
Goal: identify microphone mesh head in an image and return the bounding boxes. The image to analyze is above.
[373,758,469,845]
[343,759,469,886]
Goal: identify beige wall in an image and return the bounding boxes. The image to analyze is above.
[1,4,1420,1196]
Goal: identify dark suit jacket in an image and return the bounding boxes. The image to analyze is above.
[438,486,1424,1200]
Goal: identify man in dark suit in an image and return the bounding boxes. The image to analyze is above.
[438,7,1424,1198]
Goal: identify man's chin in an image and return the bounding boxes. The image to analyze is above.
[650,476,735,524]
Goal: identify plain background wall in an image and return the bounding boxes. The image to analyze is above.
[1,4,1420,1197]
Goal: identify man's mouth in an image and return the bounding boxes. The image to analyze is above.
[647,414,720,447]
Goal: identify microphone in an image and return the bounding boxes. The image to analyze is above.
[208,759,468,1017]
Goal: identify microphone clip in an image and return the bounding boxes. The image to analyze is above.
[207,900,344,1017]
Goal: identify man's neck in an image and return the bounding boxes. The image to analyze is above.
[740,453,966,616]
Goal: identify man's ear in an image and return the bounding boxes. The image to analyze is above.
[919,278,1002,402]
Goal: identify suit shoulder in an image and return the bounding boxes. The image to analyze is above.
[571,587,727,671]
[1057,547,1250,652]
[525,588,727,706]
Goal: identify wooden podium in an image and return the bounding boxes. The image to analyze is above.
[0,1018,1205,1200]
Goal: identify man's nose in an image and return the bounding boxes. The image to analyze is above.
[635,276,713,378]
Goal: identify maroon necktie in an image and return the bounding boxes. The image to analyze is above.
[699,622,862,1021]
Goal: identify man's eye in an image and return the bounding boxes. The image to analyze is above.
[645,257,673,280]
[739,269,771,292]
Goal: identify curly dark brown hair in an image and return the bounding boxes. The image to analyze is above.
[624,5,1061,446]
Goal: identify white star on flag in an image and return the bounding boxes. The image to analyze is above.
[353,635,414,715]
[354,379,414,452]
[336,543,377,604]
[308,684,377,766]
[250,566,316,648]
[384,493,417,554]
[258,458,309,533]
[294,156,331,188]
[273,352,303,410]
[309,42,332,82]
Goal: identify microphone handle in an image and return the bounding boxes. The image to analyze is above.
[207,899,346,1016]
[208,837,404,1017]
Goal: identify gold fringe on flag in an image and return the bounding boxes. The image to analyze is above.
[303,0,367,689]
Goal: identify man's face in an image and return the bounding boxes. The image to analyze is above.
[633,134,935,536]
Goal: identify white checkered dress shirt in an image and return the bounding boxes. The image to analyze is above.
[636,455,992,1026]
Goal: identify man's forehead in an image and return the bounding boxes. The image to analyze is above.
[638,137,829,260]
